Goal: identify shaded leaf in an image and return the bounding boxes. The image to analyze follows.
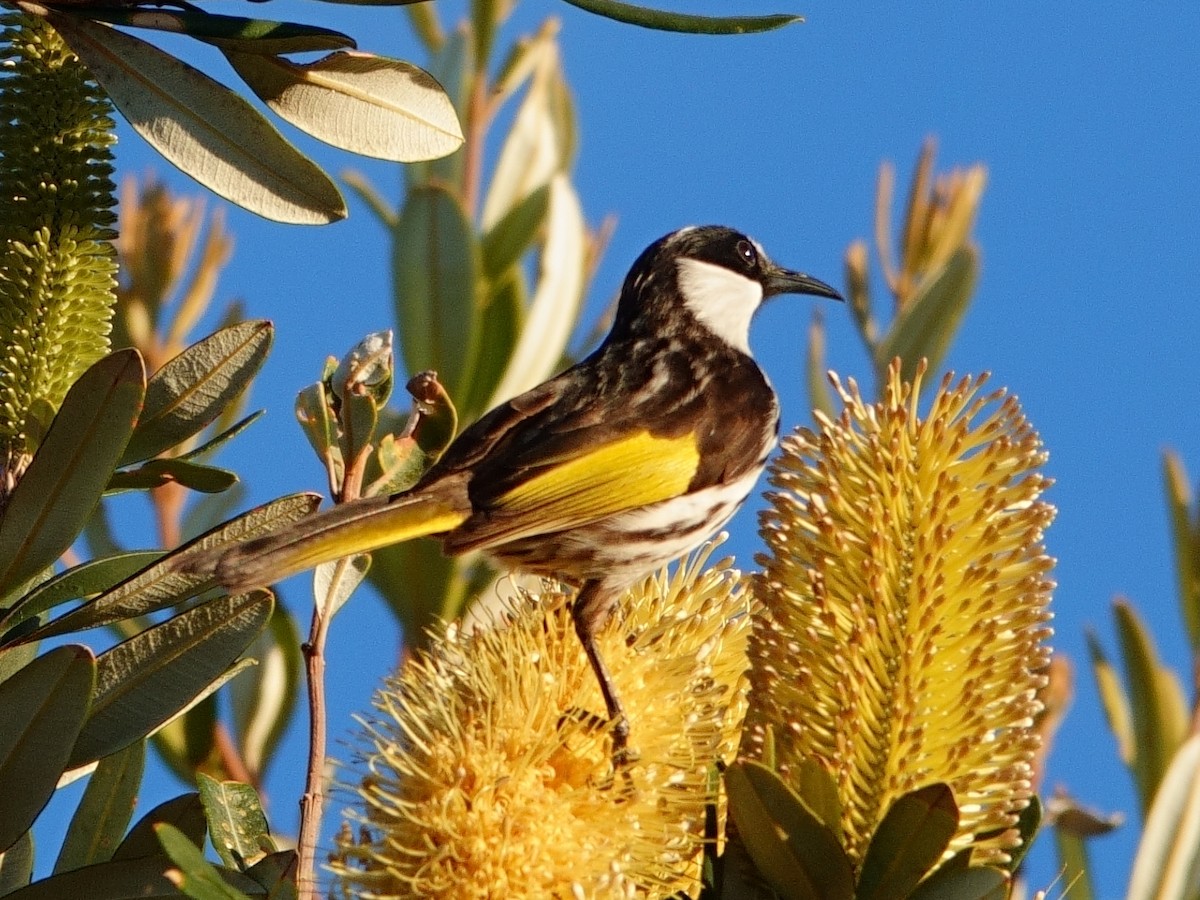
[725,760,853,900]
[48,12,346,224]
[151,693,217,786]
[121,322,273,466]
[0,831,33,894]
[27,494,319,643]
[176,412,264,465]
[114,793,206,862]
[198,774,274,870]
[876,246,977,386]
[244,851,296,898]
[0,552,163,632]
[0,646,96,853]
[458,267,524,421]
[2,852,260,899]
[392,185,480,400]
[793,758,842,837]
[1054,817,1096,900]
[558,0,801,33]
[0,351,145,599]
[225,50,463,162]
[55,739,146,873]
[406,26,471,191]
[906,865,1010,900]
[856,784,959,900]
[109,458,239,494]
[69,592,273,768]
[1004,795,1042,873]
[78,7,355,54]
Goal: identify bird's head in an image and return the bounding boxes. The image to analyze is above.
[613,225,843,353]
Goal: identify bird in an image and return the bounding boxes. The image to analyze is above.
[204,225,842,765]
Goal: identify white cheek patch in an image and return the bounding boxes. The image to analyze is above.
[675,257,763,353]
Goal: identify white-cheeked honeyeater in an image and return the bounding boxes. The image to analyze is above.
[197,225,841,762]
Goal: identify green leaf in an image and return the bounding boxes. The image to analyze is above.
[244,851,296,898]
[114,793,206,862]
[805,310,834,421]
[480,183,551,279]
[485,176,585,411]
[906,866,1010,900]
[198,774,274,870]
[68,592,274,768]
[314,553,370,621]
[224,50,463,162]
[793,758,842,837]
[108,458,239,494]
[1003,796,1041,873]
[392,185,480,401]
[557,0,801,34]
[155,823,256,899]
[406,27,471,192]
[856,784,959,900]
[1054,818,1096,900]
[1163,451,1200,653]
[0,646,96,853]
[77,7,356,53]
[26,493,319,643]
[55,740,146,873]
[48,13,347,224]
[0,350,145,599]
[0,552,163,632]
[152,693,217,785]
[230,606,299,781]
[1085,627,1135,767]
[1128,732,1200,900]
[121,322,273,466]
[1113,597,1190,814]
[458,268,525,421]
[0,831,33,894]
[875,246,977,387]
[176,412,264,465]
[4,855,189,900]
[724,760,854,900]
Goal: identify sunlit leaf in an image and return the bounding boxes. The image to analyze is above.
[225,50,462,162]
[480,182,550,279]
[558,0,801,34]
[1128,733,1200,900]
[68,592,273,767]
[0,351,144,599]
[121,322,273,465]
[875,246,977,386]
[486,175,585,409]
[406,26,471,191]
[0,855,185,900]
[27,494,318,642]
[155,823,255,898]
[0,552,162,632]
[1163,451,1200,653]
[1113,597,1190,814]
[48,12,346,224]
[54,740,146,873]
[0,646,96,852]
[197,773,274,870]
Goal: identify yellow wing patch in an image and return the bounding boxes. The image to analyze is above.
[492,431,700,528]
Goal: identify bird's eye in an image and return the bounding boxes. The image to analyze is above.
[736,239,758,268]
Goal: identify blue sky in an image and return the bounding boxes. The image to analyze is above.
[34,2,1200,895]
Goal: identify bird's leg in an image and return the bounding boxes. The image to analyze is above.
[572,580,635,769]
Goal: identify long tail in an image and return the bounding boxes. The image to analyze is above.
[208,485,470,593]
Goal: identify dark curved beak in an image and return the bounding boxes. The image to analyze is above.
[763,264,844,302]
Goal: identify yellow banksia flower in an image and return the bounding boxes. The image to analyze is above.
[331,548,751,899]
[0,13,117,472]
[745,359,1055,870]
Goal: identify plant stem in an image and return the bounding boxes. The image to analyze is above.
[295,599,329,900]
